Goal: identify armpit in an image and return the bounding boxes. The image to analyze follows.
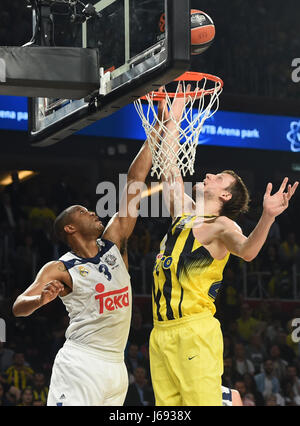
[120,238,128,255]
[55,261,73,290]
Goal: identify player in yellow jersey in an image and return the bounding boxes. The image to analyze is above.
[149,86,299,406]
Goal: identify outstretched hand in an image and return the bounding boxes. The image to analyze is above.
[156,83,192,125]
[263,177,299,218]
[169,83,191,123]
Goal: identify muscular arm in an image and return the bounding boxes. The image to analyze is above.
[103,99,167,260]
[218,215,274,262]
[12,261,71,317]
[103,138,153,248]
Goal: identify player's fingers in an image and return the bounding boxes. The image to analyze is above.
[43,288,56,300]
[279,177,289,193]
[264,182,273,196]
[282,192,289,207]
[48,280,64,293]
[290,181,299,197]
[177,83,183,93]
[52,279,64,289]
[158,99,168,120]
[41,289,56,302]
[42,289,51,297]
[286,184,292,201]
[286,181,299,200]
[43,282,63,299]
[157,99,163,113]
[157,88,165,106]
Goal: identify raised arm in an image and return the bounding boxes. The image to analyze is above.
[219,178,298,261]
[160,84,196,219]
[12,261,71,317]
[103,103,166,262]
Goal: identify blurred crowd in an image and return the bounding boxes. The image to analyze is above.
[0,168,299,406]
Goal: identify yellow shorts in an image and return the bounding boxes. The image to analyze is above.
[149,312,223,406]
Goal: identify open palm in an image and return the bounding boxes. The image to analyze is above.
[263,177,299,218]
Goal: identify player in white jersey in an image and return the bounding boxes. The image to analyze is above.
[12,112,160,405]
[222,386,243,406]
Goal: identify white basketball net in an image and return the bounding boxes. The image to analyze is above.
[134,73,223,181]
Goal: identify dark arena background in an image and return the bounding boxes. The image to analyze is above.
[0,0,300,408]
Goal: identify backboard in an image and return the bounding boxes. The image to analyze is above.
[28,0,191,147]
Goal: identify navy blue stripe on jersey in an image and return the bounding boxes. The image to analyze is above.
[61,239,114,270]
[178,287,184,318]
[152,284,163,322]
[153,254,163,321]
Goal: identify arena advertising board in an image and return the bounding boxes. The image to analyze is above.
[0,95,300,153]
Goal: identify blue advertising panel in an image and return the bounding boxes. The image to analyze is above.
[0,96,28,131]
[0,95,300,152]
[78,104,300,153]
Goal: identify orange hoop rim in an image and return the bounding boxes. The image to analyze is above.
[140,71,223,101]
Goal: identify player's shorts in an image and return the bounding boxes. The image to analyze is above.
[149,311,223,406]
[47,339,128,406]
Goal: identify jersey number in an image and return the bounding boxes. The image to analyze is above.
[99,263,112,281]
[154,255,173,274]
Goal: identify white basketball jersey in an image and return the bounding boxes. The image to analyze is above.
[222,386,233,406]
[58,238,132,358]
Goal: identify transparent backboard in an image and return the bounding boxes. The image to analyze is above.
[28,0,191,146]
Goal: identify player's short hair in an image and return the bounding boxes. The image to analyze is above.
[219,170,250,220]
[53,207,74,246]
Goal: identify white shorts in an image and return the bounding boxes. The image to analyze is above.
[47,340,128,406]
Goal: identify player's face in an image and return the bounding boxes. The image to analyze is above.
[202,172,236,200]
[70,205,104,237]
[203,172,235,192]
[193,172,235,202]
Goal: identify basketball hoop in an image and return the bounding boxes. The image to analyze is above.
[134,71,223,181]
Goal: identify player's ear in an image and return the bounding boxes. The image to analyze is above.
[64,224,76,236]
[220,191,232,203]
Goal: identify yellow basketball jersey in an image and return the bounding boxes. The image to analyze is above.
[153,214,230,321]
